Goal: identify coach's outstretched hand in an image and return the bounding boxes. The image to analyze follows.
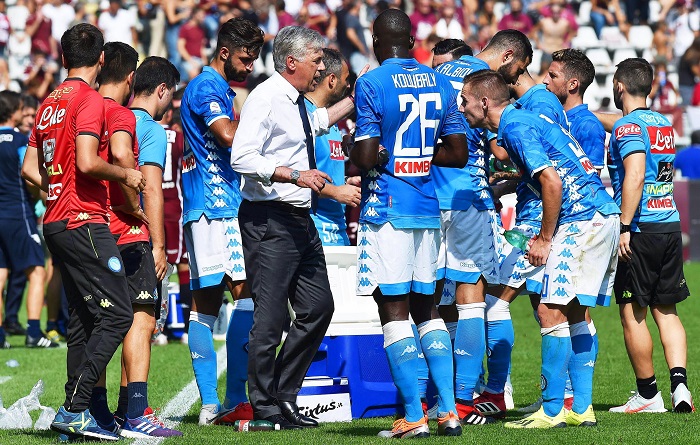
[124,168,146,192]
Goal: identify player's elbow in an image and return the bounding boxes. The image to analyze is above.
[76,156,98,176]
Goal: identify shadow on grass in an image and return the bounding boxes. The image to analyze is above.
[15,430,57,440]
[178,413,200,425]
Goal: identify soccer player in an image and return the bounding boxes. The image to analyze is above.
[307,48,360,246]
[0,91,54,349]
[179,18,264,425]
[606,58,693,414]
[23,23,144,441]
[351,9,468,438]
[461,70,620,429]
[543,48,606,423]
[430,31,532,423]
[120,56,181,436]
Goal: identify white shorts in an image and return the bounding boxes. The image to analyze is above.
[184,215,246,290]
[437,208,500,284]
[356,223,439,297]
[541,213,620,307]
[497,223,545,294]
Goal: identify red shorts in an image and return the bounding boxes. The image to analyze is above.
[164,218,187,264]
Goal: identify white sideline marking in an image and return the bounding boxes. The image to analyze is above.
[0,376,11,384]
[133,344,227,445]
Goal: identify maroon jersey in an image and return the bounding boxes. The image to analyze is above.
[104,99,149,244]
[30,79,108,229]
[162,125,184,220]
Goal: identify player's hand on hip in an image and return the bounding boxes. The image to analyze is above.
[526,234,551,267]
[124,168,146,192]
[297,169,332,193]
[618,232,632,262]
[152,247,168,281]
[335,184,361,207]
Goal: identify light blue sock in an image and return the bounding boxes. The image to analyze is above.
[189,312,220,408]
[224,300,253,409]
[541,323,571,417]
[419,320,456,415]
[383,321,423,422]
[411,324,429,401]
[454,303,486,403]
[485,295,514,393]
[569,321,595,414]
[591,321,599,360]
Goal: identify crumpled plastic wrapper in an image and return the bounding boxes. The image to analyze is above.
[0,380,56,430]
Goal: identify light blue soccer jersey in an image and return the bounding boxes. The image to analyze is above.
[497,105,619,224]
[180,66,241,224]
[133,109,167,170]
[512,84,569,226]
[567,104,606,170]
[432,55,493,211]
[354,58,466,229]
[307,99,349,246]
[608,109,680,232]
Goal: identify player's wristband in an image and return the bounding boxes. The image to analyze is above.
[620,223,631,234]
[348,94,355,104]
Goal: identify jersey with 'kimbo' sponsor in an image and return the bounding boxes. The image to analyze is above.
[105,99,149,245]
[512,84,569,226]
[567,104,606,170]
[306,99,348,237]
[181,66,240,224]
[29,78,108,228]
[354,58,466,229]
[608,109,680,232]
[497,105,619,224]
[162,125,184,222]
[432,55,493,211]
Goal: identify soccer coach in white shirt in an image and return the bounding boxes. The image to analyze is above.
[230,26,363,429]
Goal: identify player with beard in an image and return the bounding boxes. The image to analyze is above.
[179,17,264,426]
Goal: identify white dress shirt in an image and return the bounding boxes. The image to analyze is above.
[231,72,330,208]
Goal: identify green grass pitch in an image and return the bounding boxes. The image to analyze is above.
[1,264,698,444]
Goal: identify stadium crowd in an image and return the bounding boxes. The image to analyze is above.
[0,0,696,441]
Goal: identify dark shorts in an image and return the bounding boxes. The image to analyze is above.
[614,231,690,307]
[118,241,158,306]
[0,217,45,271]
[164,218,187,264]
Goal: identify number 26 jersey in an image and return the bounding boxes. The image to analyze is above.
[354,58,466,229]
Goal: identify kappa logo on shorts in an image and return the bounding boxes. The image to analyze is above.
[83,295,92,301]
[225,226,239,235]
[358,250,371,260]
[358,238,371,246]
[358,264,372,274]
[108,256,122,273]
[232,264,245,273]
[100,299,114,308]
[358,277,372,287]
[137,291,151,300]
[622,290,633,299]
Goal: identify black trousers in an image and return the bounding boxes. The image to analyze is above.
[43,221,133,412]
[239,200,334,419]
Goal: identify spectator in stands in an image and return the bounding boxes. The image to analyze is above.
[652,20,674,63]
[678,36,700,104]
[414,32,441,65]
[625,0,649,25]
[433,0,467,40]
[178,6,207,81]
[336,0,369,75]
[590,0,628,38]
[7,0,29,31]
[299,0,336,40]
[675,130,700,178]
[475,0,498,43]
[98,0,138,48]
[26,0,57,61]
[536,0,576,54]
[498,0,534,38]
[650,60,680,110]
[164,0,195,76]
[276,0,296,29]
[670,0,700,61]
[24,50,57,100]
[41,0,74,54]
[410,0,437,47]
[0,0,10,57]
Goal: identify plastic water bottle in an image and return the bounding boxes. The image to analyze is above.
[503,229,532,252]
[233,420,280,432]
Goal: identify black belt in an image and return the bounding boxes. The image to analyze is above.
[245,199,310,216]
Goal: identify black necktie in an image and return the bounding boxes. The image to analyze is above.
[298,94,318,213]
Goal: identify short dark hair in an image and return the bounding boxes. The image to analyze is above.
[97,42,139,85]
[691,129,700,145]
[484,29,533,65]
[319,48,344,81]
[551,48,595,95]
[433,38,473,58]
[133,56,180,96]
[614,58,653,97]
[61,23,104,69]
[20,93,38,110]
[0,91,22,123]
[216,17,264,57]
[463,70,511,105]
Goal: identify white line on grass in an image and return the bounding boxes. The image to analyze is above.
[0,376,11,384]
[133,344,227,445]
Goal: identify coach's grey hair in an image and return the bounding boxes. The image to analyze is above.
[273,26,325,73]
